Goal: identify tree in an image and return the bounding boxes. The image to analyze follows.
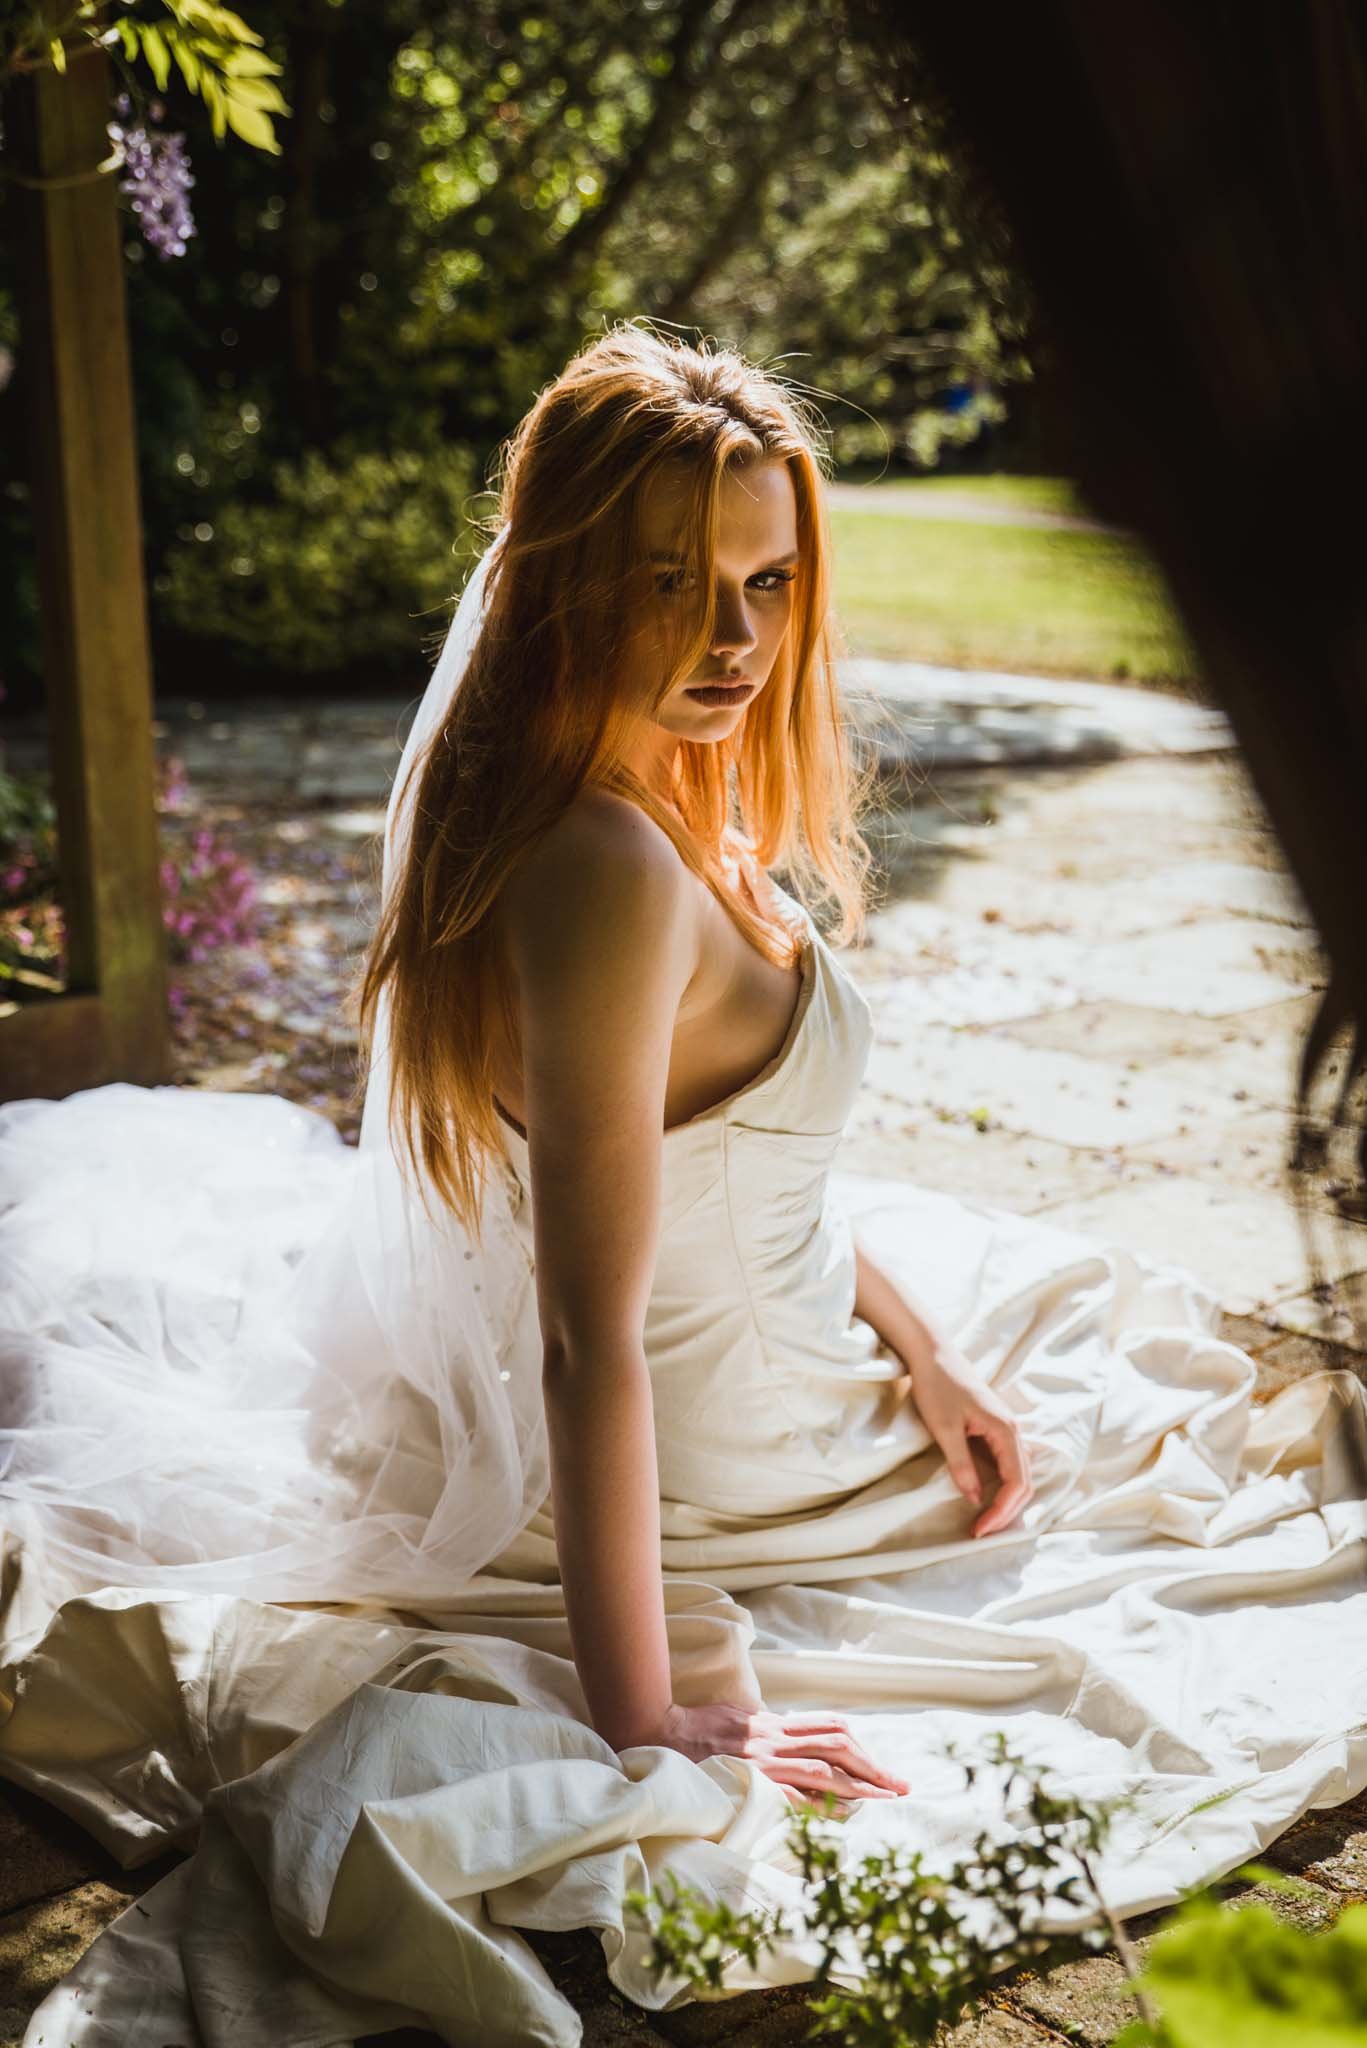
[0,0,1033,689]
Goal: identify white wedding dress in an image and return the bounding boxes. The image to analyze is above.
[2,871,1366,2047]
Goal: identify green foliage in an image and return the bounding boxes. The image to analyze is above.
[0,762,54,870]
[0,2,1038,689]
[626,1735,1122,2047]
[0,762,60,983]
[0,2,286,152]
[3,1,289,154]
[154,430,482,673]
[629,1743,1365,2048]
[382,2,1026,472]
[1113,1882,1367,2048]
[112,2,291,155]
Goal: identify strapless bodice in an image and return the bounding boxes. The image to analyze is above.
[491,891,931,1538]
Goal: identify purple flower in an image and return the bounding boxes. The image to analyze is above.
[158,757,192,814]
[158,762,261,964]
[107,106,197,261]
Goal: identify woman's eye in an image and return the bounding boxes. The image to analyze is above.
[655,569,796,596]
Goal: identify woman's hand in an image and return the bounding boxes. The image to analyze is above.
[905,1336,1034,1538]
[655,1701,910,1806]
[851,1234,1032,1537]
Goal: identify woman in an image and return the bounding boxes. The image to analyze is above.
[357,327,1031,1807]
[2,326,1364,2047]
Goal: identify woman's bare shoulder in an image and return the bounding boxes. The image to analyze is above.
[498,787,695,982]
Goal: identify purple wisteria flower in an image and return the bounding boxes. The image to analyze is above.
[160,829,259,964]
[156,759,260,964]
[108,92,196,260]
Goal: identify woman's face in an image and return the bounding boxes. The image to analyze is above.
[620,454,800,778]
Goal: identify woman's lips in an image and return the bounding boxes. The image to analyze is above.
[684,677,755,705]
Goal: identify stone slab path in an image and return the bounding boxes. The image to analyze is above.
[2,668,1365,2046]
[846,660,1230,771]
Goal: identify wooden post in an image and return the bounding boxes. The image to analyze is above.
[2,7,170,1098]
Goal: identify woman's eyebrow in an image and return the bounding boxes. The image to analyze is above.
[649,548,801,566]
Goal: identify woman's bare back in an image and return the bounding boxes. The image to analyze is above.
[488,787,805,1139]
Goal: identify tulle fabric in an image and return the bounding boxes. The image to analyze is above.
[0,526,553,1610]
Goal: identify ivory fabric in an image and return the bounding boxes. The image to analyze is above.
[2,897,1366,2047]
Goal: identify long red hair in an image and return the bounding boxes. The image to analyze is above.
[358,323,875,1231]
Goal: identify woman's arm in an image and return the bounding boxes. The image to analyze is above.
[502,794,694,1751]
[500,802,913,1801]
[853,1231,955,1368]
[853,1231,1034,1539]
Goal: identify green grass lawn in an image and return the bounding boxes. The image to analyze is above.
[827,477,1201,689]
[838,474,1088,516]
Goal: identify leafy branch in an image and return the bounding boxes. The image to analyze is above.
[628,1733,1367,2047]
[4,2,288,155]
[626,1734,1129,2047]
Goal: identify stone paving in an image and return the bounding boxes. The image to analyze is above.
[3,666,1366,2046]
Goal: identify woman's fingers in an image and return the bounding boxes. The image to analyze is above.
[937,1422,983,1507]
[968,1412,1034,1536]
[767,1728,910,1795]
[764,1756,900,1801]
[973,1479,1031,1537]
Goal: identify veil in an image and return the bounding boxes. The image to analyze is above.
[0,527,551,1623]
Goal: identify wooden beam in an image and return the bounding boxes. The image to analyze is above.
[3,4,170,1099]
[0,993,106,1101]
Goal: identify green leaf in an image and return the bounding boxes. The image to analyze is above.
[168,30,202,96]
[169,0,267,49]
[218,46,284,81]
[139,22,173,92]
[222,95,281,153]
[1132,1901,1367,2048]
[223,74,289,116]
[49,35,67,75]
[199,68,227,143]
[1149,1980,1364,2048]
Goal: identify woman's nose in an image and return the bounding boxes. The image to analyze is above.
[709,587,758,659]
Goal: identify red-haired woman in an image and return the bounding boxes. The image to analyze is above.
[3,324,1362,2047]
[359,324,1033,1807]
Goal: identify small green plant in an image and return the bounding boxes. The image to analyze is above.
[1112,1870,1367,2048]
[626,1735,1127,2047]
[628,1741,1367,2048]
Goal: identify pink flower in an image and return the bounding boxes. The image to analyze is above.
[160,815,261,964]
